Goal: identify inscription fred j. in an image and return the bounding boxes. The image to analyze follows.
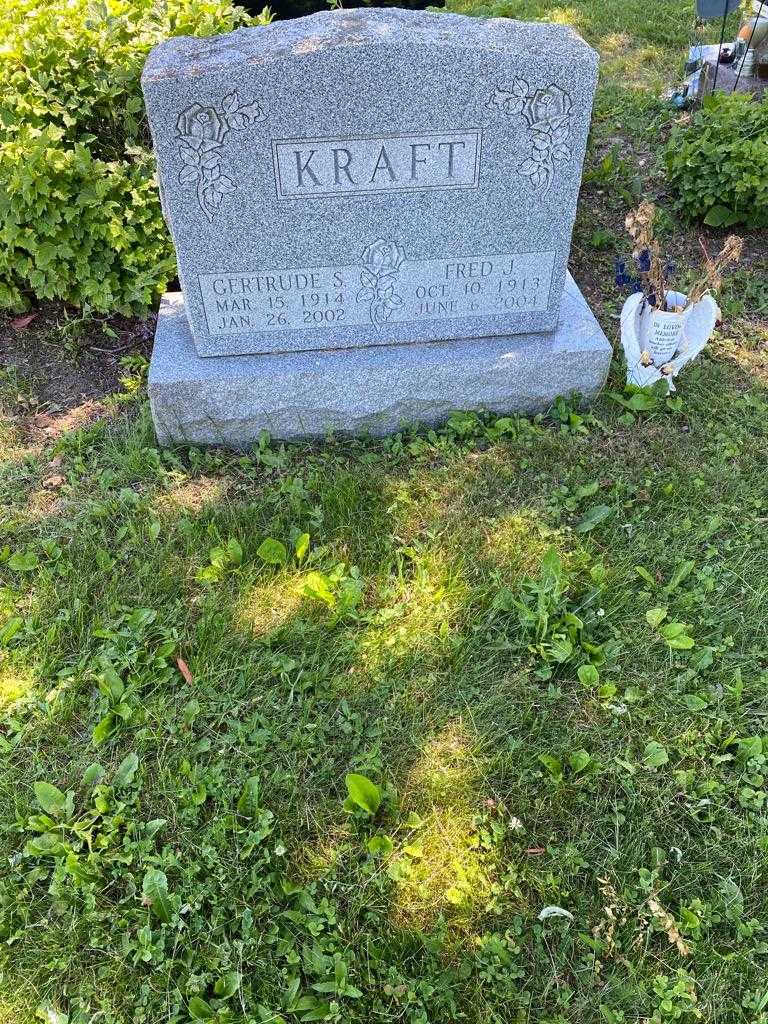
[272,131,482,198]
[199,250,554,336]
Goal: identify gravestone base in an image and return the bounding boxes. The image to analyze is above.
[149,274,611,447]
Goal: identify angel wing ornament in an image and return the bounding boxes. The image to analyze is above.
[620,290,720,391]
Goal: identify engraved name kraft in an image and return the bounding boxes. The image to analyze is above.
[272,131,482,198]
[199,246,554,336]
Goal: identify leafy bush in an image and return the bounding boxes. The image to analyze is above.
[664,92,768,229]
[0,0,270,314]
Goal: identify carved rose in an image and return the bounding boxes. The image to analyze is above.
[523,85,572,128]
[176,103,228,144]
[361,239,405,274]
[489,78,573,194]
[175,92,265,222]
[357,238,406,327]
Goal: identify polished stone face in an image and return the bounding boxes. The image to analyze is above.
[142,8,599,357]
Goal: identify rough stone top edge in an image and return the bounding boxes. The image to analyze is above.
[142,8,598,83]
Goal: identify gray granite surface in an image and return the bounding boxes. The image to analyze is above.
[142,9,599,357]
[148,274,611,446]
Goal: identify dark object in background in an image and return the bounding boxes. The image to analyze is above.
[758,56,768,78]
[246,0,443,20]
[719,46,736,62]
[696,0,740,17]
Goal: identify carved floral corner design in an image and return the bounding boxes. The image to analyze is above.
[356,239,406,327]
[175,91,266,223]
[488,79,573,193]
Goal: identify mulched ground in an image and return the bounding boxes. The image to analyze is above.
[0,308,155,414]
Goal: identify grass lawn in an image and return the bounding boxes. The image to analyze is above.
[1,1,768,1023]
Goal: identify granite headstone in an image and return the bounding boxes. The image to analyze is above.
[142,9,611,444]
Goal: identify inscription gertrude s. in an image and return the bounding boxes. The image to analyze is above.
[272,131,482,198]
[200,249,554,336]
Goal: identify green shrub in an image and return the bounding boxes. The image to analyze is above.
[0,0,271,314]
[664,92,768,229]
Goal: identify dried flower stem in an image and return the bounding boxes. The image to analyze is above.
[686,235,744,308]
[623,202,744,313]
[624,201,667,309]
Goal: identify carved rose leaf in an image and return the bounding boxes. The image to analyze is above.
[488,89,522,115]
[179,145,200,165]
[550,125,571,146]
[548,115,571,132]
[200,153,221,171]
[518,159,541,177]
[357,287,375,302]
[488,90,508,111]
[217,175,236,194]
[222,91,240,114]
[238,102,265,122]
[205,187,224,207]
[227,112,247,131]
[179,165,199,185]
[551,143,572,161]
[531,165,551,189]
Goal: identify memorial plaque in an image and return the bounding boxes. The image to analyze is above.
[142,9,599,357]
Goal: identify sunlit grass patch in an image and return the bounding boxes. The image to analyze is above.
[234,574,308,637]
[0,663,36,707]
[536,5,583,30]
[390,806,495,927]
[405,720,479,803]
[0,994,36,1024]
[599,37,667,91]
[0,438,37,469]
[713,332,768,385]
[390,721,499,927]
[480,512,557,579]
[358,550,470,671]
[21,486,64,527]
[153,475,230,513]
[294,829,352,885]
